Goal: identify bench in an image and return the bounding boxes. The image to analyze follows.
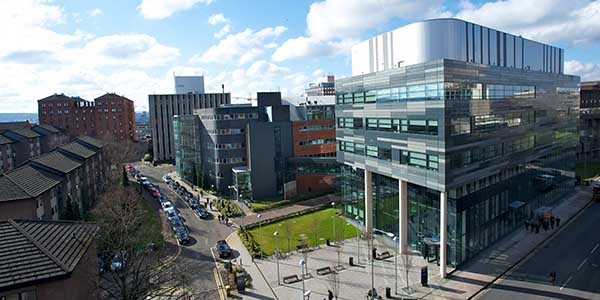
[283,274,302,284]
[296,244,310,253]
[376,251,392,260]
[316,266,333,276]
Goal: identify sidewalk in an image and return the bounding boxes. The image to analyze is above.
[231,186,593,300]
[234,194,340,228]
[226,232,279,300]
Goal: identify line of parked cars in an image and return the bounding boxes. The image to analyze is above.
[164,177,211,220]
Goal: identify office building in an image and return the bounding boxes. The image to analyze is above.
[0,220,98,300]
[305,75,335,96]
[150,93,230,162]
[37,93,137,141]
[579,81,600,161]
[336,18,579,277]
[175,76,205,94]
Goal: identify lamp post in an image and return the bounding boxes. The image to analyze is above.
[331,202,336,245]
[393,236,398,295]
[274,231,280,285]
[355,216,361,263]
[257,214,263,259]
[300,259,306,299]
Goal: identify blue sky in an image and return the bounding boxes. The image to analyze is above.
[1,0,600,113]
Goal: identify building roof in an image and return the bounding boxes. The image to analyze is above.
[32,152,82,174]
[0,122,29,131]
[7,128,40,139]
[0,219,97,291]
[75,136,106,149]
[95,93,133,102]
[3,165,62,198]
[0,134,15,145]
[38,93,89,102]
[32,124,61,134]
[59,142,97,159]
[0,176,30,202]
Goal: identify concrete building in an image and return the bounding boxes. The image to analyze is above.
[0,136,106,221]
[38,93,137,141]
[175,76,205,94]
[336,18,579,277]
[579,81,600,161]
[2,128,42,167]
[31,124,69,153]
[0,134,16,173]
[305,75,335,96]
[149,93,230,162]
[0,219,98,300]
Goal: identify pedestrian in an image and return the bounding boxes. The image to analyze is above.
[550,271,557,286]
[218,215,222,223]
[525,221,530,231]
[535,224,540,233]
[225,217,229,226]
[556,217,561,227]
[328,289,334,300]
[550,216,555,229]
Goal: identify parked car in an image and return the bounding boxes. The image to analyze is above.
[216,240,232,258]
[170,217,184,231]
[166,209,179,222]
[194,207,210,219]
[161,201,174,210]
[150,188,160,198]
[175,227,190,245]
[111,252,127,271]
[162,175,173,183]
[190,199,199,209]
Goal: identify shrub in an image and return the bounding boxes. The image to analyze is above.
[238,228,263,258]
[214,198,244,218]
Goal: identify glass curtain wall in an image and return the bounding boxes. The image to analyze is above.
[341,165,365,223]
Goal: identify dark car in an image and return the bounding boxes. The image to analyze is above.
[190,199,200,209]
[175,227,190,245]
[194,207,210,219]
[216,240,232,258]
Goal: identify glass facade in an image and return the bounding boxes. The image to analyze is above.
[337,59,579,267]
[174,115,202,185]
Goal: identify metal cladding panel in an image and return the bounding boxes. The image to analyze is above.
[351,18,563,76]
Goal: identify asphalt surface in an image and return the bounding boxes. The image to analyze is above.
[135,163,235,299]
[481,202,600,300]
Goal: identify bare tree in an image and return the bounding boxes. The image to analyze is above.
[327,272,340,300]
[93,186,190,300]
[98,133,146,185]
[402,251,414,292]
[282,221,293,252]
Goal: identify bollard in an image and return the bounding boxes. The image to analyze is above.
[385,287,391,298]
[326,239,330,246]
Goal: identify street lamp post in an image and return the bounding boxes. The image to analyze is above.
[355,216,361,263]
[300,259,306,299]
[393,236,398,295]
[331,202,336,245]
[274,231,280,285]
[257,214,263,259]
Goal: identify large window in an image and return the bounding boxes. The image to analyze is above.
[399,151,439,171]
[365,118,438,135]
[337,117,363,129]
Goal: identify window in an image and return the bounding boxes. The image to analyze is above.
[400,150,439,171]
[450,118,471,135]
[366,145,378,158]
[337,117,363,129]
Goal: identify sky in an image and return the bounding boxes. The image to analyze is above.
[1,0,600,113]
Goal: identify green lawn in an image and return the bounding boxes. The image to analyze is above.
[576,161,600,180]
[139,195,166,247]
[247,208,360,256]
[248,190,333,212]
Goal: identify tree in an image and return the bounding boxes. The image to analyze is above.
[327,272,340,300]
[311,217,320,247]
[195,164,203,188]
[120,165,129,188]
[93,187,192,300]
[282,221,293,252]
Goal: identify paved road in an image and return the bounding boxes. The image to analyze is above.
[135,164,235,299]
[481,202,600,300]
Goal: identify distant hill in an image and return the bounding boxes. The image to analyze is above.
[136,111,149,124]
[0,113,38,124]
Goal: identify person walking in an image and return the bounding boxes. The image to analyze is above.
[550,216,555,229]
[556,217,561,227]
[525,221,530,231]
[328,289,334,300]
[550,271,557,286]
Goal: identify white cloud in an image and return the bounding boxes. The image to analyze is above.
[208,13,229,25]
[306,0,446,41]
[138,0,215,20]
[82,34,180,68]
[191,26,287,65]
[89,8,103,17]
[455,0,600,45]
[312,68,324,77]
[272,36,355,62]
[565,60,600,81]
[246,60,289,77]
[214,24,231,38]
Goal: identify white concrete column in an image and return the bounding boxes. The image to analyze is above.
[398,179,408,254]
[364,169,373,234]
[440,191,447,278]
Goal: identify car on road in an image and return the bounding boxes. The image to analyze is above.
[216,240,232,258]
[175,227,190,245]
[194,206,210,219]
[161,201,173,210]
[150,188,160,198]
[162,175,173,183]
[170,217,184,231]
[190,198,200,209]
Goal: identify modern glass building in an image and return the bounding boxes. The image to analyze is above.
[337,18,580,277]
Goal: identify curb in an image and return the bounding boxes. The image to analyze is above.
[213,268,227,300]
[467,198,594,300]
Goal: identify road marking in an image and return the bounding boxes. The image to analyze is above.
[560,276,572,290]
[577,258,588,271]
[591,243,599,254]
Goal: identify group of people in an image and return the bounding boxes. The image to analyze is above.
[525,215,561,233]
[218,214,229,226]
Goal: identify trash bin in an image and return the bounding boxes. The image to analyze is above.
[421,266,428,287]
[326,239,330,246]
[385,287,391,298]
[349,257,354,266]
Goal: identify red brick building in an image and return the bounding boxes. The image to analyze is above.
[291,104,337,194]
[38,93,136,141]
